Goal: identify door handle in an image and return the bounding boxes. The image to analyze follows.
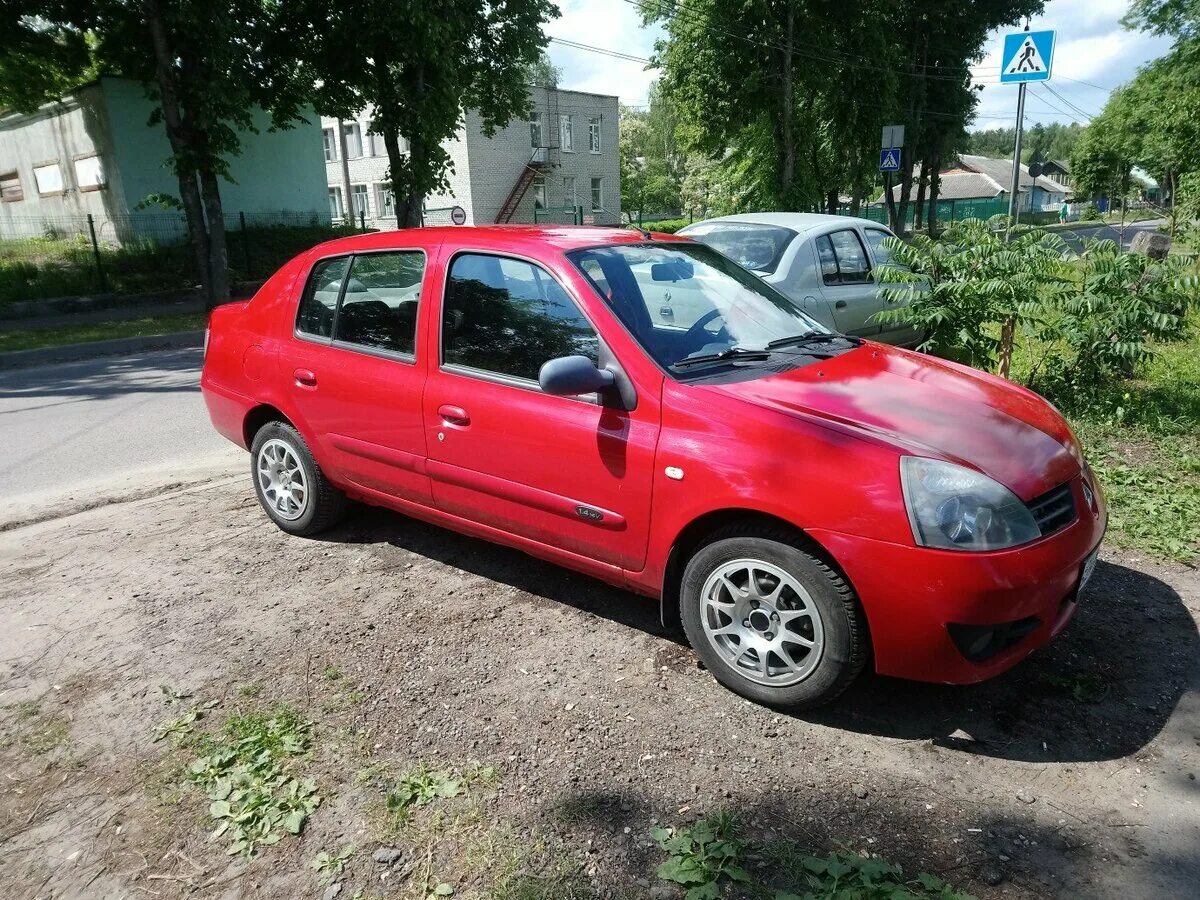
[438,404,470,426]
[293,368,317,387]
[835,300,848,309]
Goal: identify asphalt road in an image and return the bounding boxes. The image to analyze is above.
[1057,218,1167,253]
[0,347,241,525]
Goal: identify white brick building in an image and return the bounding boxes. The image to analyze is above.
[321,86,620,228]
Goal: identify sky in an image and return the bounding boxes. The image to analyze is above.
[543,0,1175,133]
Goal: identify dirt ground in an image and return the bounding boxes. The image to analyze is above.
[2,471,1198,900]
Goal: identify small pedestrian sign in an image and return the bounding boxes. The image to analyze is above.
[879,148,901,173]
[1000,30,1055,83]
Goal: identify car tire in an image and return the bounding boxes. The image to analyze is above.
[250,421,346,536]
[680,523,868,709]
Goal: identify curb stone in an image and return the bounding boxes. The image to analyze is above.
[0,330,204,371]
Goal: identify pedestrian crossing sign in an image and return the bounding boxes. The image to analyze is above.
[879,148,901,172]
[1000,30,1055,84]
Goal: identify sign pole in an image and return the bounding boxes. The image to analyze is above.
[1007,82,1027,235]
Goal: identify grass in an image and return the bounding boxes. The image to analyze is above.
[1020,325,1200,564]
[0,312,205,353]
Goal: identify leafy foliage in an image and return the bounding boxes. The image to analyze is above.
[184,706,321,856]
[650,813,751,900]
[1035,239,1199,393]
[876,218,1072,371]
[311,845,355,883]
[385,764,466,822]
[772,850,971,898]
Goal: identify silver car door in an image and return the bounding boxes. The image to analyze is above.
[813,228,881,337]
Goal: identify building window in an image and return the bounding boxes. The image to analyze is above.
[367,131,387,157]
[351,183,369,219]
[343,122,363,159]
[590,177,603,212]
[560,114,573,152]
[588,117,601,153]
[375,183,395,218]
[33,162,64,196]
[0,171,22,203]
[328,186,344,220]
[532,176,546,210]
[323,128,338,162]
[73,155,106,191]
[530,112,543,148]
[563,176,576,209]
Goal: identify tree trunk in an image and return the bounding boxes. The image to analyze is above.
[914,161,929,230]
[199,167,230,305]
[383,128,408,229]
[825,189,838,215]
[927,161,942,238]
[143,0,213,308]
[778,7,795,206]
[337,117,354,226]
[397,131,424,228]
[997,315,1016,379]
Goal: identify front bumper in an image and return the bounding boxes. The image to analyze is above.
[810,474,1107,684]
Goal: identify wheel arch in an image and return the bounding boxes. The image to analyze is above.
[659,509,861,638]
[243,403,293,449]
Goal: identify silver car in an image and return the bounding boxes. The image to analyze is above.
[677,213,919,346]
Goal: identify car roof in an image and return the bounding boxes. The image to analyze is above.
[307,224,693,257]
[683,212,890,235]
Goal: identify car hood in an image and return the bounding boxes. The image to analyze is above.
[704,343,1082,499]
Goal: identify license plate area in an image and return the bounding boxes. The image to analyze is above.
[1079,548,1100,592]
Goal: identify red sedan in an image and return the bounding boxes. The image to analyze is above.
[201,225,1106,709]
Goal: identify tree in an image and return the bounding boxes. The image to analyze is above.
[2,1,312,308]
[296,0,557,228]
[646,1,1043,233]
[620,85,684,221]
[526,50,560,88]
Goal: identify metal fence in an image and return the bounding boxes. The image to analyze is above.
[837,197,1013,228]
[0,211,358,303]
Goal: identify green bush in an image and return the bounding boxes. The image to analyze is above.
[876,217,1072,373]
[1032,239,1199,396]
[633,218,690,234]
[1078,205,1102,222]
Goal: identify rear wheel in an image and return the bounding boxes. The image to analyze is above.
[680,524,867,709]
[250,421,346,536]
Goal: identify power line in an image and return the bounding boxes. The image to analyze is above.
[1056,74,1117,92]
[1041,83,1098,120]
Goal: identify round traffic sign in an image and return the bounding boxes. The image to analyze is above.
[450,205,466,225]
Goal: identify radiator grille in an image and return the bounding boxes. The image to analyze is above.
[1027,482,1076,536]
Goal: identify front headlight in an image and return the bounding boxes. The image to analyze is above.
[900,457,1040,551]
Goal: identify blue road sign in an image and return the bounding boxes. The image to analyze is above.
[879,148,901,172]
[1000,30,1055,83]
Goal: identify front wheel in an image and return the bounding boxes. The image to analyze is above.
[680,525,868,709]
[250,421,346,536]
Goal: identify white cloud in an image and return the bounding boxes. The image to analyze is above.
[545,0,663,103]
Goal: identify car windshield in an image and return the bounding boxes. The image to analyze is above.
[678,222,795,274]
[568,242,830,373]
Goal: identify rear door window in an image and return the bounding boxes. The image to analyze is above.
[863,228,895,268]
[334,251,425,355]
[296,256,350,338]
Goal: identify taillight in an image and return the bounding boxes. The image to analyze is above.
[203,322,210,360]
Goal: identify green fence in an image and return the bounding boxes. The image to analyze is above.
[837,197,1011,228]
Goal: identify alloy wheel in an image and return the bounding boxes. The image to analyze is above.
[700,558,825,686]
[256,438,308,521]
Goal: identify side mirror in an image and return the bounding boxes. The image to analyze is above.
[539,355,615,396]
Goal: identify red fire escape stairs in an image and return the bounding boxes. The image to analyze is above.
[495,148,549,224]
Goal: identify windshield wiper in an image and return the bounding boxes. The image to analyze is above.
[766,331,863,350]
[673,346,772,369]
